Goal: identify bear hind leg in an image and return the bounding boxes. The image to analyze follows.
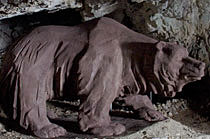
[17,72,66,138]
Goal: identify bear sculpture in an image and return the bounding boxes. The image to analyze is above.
[0,17,205,138]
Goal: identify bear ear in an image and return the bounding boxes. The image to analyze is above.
[155,41,167,50]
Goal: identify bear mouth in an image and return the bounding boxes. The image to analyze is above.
[181,59,205,81]
[180,62,205,81]
[185,74,203,80]
[184,70,205,81]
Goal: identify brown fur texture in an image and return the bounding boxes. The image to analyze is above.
[0,17,205,138]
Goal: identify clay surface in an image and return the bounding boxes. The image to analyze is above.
[0,17,205,138]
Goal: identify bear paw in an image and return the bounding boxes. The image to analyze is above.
[33,123,67,138]
[137,107,167,122]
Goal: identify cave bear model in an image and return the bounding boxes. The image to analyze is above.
[0,17,205,138]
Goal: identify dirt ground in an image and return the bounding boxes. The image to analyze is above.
[0,99,209,139]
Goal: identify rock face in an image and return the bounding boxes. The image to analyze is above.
[81,0,119,21]
[0,0,82,19]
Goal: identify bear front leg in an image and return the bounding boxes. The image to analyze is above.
[17,72,66,138]
[78,44,125,136]
[79,87,125,137]
[123,94,166,121]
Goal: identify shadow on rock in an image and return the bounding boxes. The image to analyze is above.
[182,76,210,118]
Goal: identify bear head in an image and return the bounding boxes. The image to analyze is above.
[140,41,205,97]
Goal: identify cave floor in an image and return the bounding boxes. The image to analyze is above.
[0,99,210,139]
